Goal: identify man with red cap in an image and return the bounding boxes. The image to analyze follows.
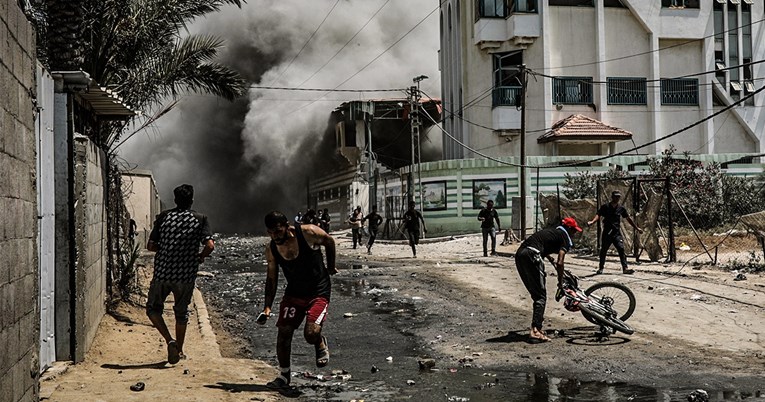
[514,217,582,342]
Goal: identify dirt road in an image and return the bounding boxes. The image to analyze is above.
[198,232,765,401]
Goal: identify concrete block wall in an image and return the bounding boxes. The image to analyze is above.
[0,2,39,401]
[71,136,107,363]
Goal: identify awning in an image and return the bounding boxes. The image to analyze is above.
[537,114,632,144]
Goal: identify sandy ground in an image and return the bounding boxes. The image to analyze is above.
[40,229,765,400]
[39,254,284,402]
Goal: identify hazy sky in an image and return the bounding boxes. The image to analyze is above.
[119,0,441,233]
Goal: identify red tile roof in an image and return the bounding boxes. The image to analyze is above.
[537,114,632,143]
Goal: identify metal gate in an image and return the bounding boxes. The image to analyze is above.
[36,64,56,370]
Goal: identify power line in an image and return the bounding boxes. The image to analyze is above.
[294,0,392,89]
[288,1,445,116]
[537,17,765,71]
[419,83,765,170]
[251,85,406,92]
[269,0,341,86]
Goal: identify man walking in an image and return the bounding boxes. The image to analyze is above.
[587,190,643,275]
[363,205,384,254]
[515,217,582,342]
[477,200,501,256]
[403,200,427,258]
[146,184,214,364]
[258,211,337,389]
[348,206,364,249]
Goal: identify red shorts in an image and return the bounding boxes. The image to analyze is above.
[276,295,329,328]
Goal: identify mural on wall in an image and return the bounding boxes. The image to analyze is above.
[473,179,507,209]
[422,181,447,211]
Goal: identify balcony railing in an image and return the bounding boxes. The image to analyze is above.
[492,86,523,107]
[661,78,699,106]
[607,78,647,105]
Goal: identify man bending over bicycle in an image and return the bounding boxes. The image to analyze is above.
[514,218,582,342]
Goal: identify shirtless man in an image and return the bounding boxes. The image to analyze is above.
[258,211,337,389]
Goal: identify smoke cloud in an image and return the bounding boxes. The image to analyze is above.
[120,0,441,233]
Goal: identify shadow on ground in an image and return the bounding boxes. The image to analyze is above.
[204,382,302,398]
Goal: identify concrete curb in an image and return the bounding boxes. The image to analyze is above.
[193,288,222,359]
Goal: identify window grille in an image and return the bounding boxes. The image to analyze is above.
[660,78,699,106]
[552,77,593,105]
[607,78,647,105]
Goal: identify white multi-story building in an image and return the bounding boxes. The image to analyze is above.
[440,0,764,159]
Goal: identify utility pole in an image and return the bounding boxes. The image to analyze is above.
[519,65,528,240]
[411,75,428,211]
[366,106,375,210]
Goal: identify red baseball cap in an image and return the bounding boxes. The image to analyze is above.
[561,217,582,232]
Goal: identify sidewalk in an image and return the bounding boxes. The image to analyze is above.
[40,257,284,402]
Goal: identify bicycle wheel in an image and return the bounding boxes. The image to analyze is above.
[584,282,636,322]
[579,303,635,335]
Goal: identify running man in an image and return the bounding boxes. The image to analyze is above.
[258,211,338,389]
[403,201,427,258]
[587,190,643,275]
[363,205,384,254]
[515,217,581,342]
[348,206,364,249]
[146,184,214,364]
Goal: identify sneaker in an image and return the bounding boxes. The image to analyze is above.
[595,268,604,275]
[490,251,498,256]
[267,373,291,389]
[622,269,635,275]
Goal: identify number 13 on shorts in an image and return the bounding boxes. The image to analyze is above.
[282,307,296,318]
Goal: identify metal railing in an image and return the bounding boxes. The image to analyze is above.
[607,78,647,105]
[552,77,593,105]
[661,78,699,106]
[492,86,523,107]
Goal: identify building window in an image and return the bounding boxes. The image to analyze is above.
[604,0,627,7]
[661,0,700,8]
[492,51,523,107]
[509,0,537,13]
[607,78,647,105]
[549,0,594,6]
[476,0,507,19]
[552,77,593,105]
[661,78,699,106]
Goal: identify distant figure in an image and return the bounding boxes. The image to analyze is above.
[146,184,214,364]
[294,211,303,225]
[302,209,319,225]
[128,218,137,238]
[347,206,364,249]
[363,205,384,254]
[403,200,427,258]
[515,217,581,342]
[477,200,501,256]
[319,208,331,233]
[258,211,338,389]
[587,190,643,275]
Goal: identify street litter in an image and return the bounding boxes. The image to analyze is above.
[678,242,691,251]
[447,396,469,402]
[687,389,709,402]
[417,358,436,370]
[367,287,398,296]
[406,380,415,385]
[129,382,145,392]
[690,294,707,302]
[734,273,747,281]
[370,365,379,373]
[386,356,393,362]
[343,312,355,318]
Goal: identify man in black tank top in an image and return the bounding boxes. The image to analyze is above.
[258,211,337,389]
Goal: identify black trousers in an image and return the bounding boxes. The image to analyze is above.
[407,229,420,255]
[599,233,628,269]
[367,228,379,248]
[515,247,547,330]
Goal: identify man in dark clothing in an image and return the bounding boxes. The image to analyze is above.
[477,200,501,256]
[146,184,214,364]
[363,205,384,254]
[403,200,427,257]
[514,217,581,342]
[319,208,331,232]
[587,190,643,275]
[258,211,337,389]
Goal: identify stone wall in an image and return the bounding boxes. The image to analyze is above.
[0,1,39,401]
[71,135,107,363]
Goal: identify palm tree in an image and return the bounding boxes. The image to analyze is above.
[40,0,248,146]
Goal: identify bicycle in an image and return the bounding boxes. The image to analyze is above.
[554,269,636,336]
